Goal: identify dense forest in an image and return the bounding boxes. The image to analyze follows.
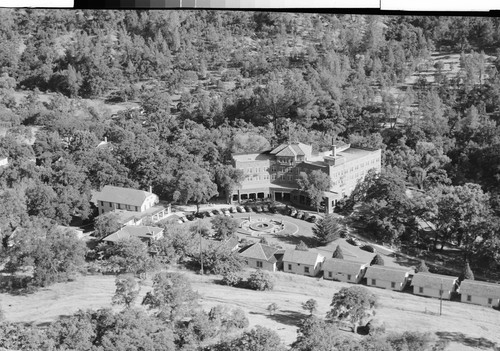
[0,10,500,350]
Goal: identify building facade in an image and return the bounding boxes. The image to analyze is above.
[282,250,324,277]
[231,142,381,212]
[459,280,500,307]
[365,266,413,291]
[411,272,458,300]
[93,185,159,215]
[323,259,367,283]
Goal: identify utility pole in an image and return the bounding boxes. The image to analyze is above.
[439,279,443,316]
[198,219,204,275]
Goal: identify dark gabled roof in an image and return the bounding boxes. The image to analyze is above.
[365,265,413,282]
[103,225,163,243]
[282,250,324,266]
[94,185,155,207]
[460,280,500,298]
[411,272,458,288]
[323,259,366,274]
[270,143,309,157]
[240,243,279,263]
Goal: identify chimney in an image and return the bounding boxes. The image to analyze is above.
[104,136,108,143]
[149,185,152,193]
[332,144,337,157]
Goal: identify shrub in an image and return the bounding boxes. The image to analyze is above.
[295,241,308,251]
[247,269,274,291]
[361,244,375,253]
[459,261,474,281]
[346,237,359,246]
[332,245,344,259]
[370,254,384,266]
[415,260,429,273]
[221,271,243,287]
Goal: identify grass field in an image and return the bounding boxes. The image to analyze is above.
[1,269,499,351]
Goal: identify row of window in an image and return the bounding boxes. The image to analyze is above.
[99,201,139,212]
[287,264,310,273]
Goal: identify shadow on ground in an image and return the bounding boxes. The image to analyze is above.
[250,309,309,327]
[435,331,499,350]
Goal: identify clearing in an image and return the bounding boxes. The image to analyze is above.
[1,269,499,351]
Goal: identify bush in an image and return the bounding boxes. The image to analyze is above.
[332,245,344,259]
[346,237,359,246]
[221,271,243,287]
[459,261,474,282]
[361,245,375,253]
[415,260,429,273]
[370,254,384,266]
[247,270,274,291]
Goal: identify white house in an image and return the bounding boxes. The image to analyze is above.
[93,185,159,215]
[323,259,367,283]
[459,280,500,308]
[282,250,324,277]
[239,243,281,272]
[365,265,413,291]
[411,272,458,300]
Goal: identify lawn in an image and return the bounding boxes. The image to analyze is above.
[2,269,499,351]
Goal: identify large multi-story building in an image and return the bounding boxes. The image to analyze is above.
[231,141,381,212]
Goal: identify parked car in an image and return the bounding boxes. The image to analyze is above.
[289,208,297,217]
[230,207,237,213]
[237,206,246,213]
[213,209,223,216]
[303,212,310,221]
[296,211,305,219]
[361,244,376,253]
[195,211,206,218]
[253,206,262,213]
[261,205,269,212]
[186,213,196,221]
[269,206,277,213]
[244,205,253,212]
[206,211,214,217]
[307,215,317,223]
[223,209,231,216]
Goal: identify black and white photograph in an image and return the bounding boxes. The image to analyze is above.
[0,7,499,351]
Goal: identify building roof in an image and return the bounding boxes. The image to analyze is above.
[103,225,163,243]
[459,280,500,298]
[270,143,309,157]
[365,265,413,282]
[94,185,156,207]
[282,250,324,266]
[411,272,458,288]
[240,243,279,263]
[323,259,366,274]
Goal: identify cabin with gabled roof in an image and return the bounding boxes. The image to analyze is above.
[365,265,414,291]
[283,249,324,277]
[239,242,282,272]
[459,280,500,308]
[411,272,458,300]
[323,258,367,283]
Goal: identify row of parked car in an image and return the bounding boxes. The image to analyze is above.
[176,204,280,223]
[287,207,318,223]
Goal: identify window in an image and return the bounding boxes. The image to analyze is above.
[101,209,104,214]
[257,261,263,268]
[391,282,396,289]
[117,204,121,209]
[419,287,424,294]
[347,274,352,281]
[328,272,332,278]
[371,279,376,285]
[109,202,112,207]
[304,267,310,273]
[439,289,444,296]
[135,206,139,211]
[100,201,104,206]
[288,264,292,270]
[467,295,471,302]
[488,298,493,305]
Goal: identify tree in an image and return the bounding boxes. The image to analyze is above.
[295,240,308,251]
[219,326,287,351]
[297,170,331,213]
[292,316,351,351]
[313,215,346,245]
[267,303,278,315]
[112,276,141,308]
[101,237,153,275]
[142,272,198,321]
[211,215,239,240]
[370,254,385,266]
[173,167,218,213]
[415,260,429,273]
[386,331,435,351]
[215,165,245,204]
[332,245,344,259]
[93,212,121,240]
[327,286,378,333]
[301,299,318,315]
[247,269,274,291]
[197,242,244,275]
[459,260,474,282]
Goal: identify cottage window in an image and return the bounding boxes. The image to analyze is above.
[371,279,376,285]
[135,206,139,211]
[467,295,471,302]
[488,298,493,305]
[288,264,292,270]
[328,272,332,278]
[117,204,121,209]
[257,261,263,268]
[439,289,444,296]
[100,201,104,206]
[347,274,352,281]
[109,202,112,207]
[304,267,310,274]
[391,282,396,289]
[419,287,424,294]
